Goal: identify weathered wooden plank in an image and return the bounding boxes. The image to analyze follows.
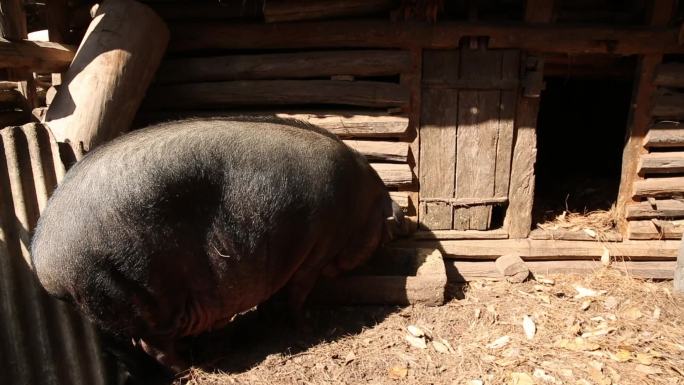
[644,123,684,148]
[633,177,684,198]
[652,90,684,119]
[495,90,517,197]
[450,260,676,282]
[454,90,499,230]
[638,152,684,175]
[136,110,410,138]
[617,55,663,231]
[389,191,409,210]
[144,80,410,109]
[412,229,508,240]
[420,196,508,205]
[418,86,457,230]
[263,0,393,23]
[343,140,408,162]
[626,199,684,219]
[168,21,684,55]
[371,163,413,188]
[654,62,684,87]
[529,229,623,242]
[0,0,27,41]
[422,50,459,84]
[395,238,679,260]
[628,219,684,240]
[155,50,412,84]
[0,39,75,73]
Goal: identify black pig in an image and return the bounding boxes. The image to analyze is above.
[31,118,404,372]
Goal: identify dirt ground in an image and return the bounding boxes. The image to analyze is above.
[177,268,684,385]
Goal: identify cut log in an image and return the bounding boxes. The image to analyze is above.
[652,90,684,119]
[136,110,410,138]
[45,0,169,156]
[371,163,413,188]
[394,238,679,260]
[144,80,409,109]
[343,140,408,162]
[389,191,409,210]
[626,199,684,219]
[644,123,684,148]
[495,254,530,283]
[633,177,684,198]
[627,219,684,240]
[168,21,684,55]
[155,50,412,84]
[654,62,684,87]
[412,229,508,240]
[263,0,393,23]
[638,152,684,174]
[0,38,75,73]
[530,229,623,242]
[449,260,677,282]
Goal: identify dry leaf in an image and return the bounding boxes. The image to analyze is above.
[407,325,425,338]
[534,284,547,292]
[587,366,611,385]
[635,364,662,375]
[468,380,484,385]
[580,300,592,311]
[622,307,643,320]
[388,365,408,379]
[496,357,519,367]
[610,349,632,362]
[635,353,653,365]
[431,340,449,354]
[475,308,482,319]
[537,277,555,285]
[556,337,600,351]
[604,296,619,310]
[509,372,535,385]
[573,285,607,298]
[652,307,661,320]
[584,228,597,238]
[523,315,536,340]
[581,327,616,338]
[533,368,560,384]
[537,294,551,304]
[600,246,611,266]
[487,335,511,349]
[405,335,427,349]
[344,351,356,365]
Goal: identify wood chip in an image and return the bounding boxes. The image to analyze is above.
[600,246,611,266]
[405,335,427,349]
[407,325,425,338]
[487,335,511,349]
[574,285,607,298]
[509,372,535,385]
[580,300,592,311]
[388,365,408,379]
[431,340,449,354]
[533,368,560,384]
[523,315,536,340]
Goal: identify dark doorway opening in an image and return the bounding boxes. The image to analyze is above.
[532,75,634,229]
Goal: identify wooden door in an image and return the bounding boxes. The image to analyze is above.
[419,48,520,231]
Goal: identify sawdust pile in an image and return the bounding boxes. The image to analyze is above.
[179,269,683,385]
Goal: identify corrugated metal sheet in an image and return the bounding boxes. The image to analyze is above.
[0,123,110,385]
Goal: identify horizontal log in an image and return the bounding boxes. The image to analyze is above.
[343,140,408,162]
[652,90,684,119]
[654,62,684,87]
[135,110,410,138]
[529,229,623,242]
[644,123,684,148]
[628,219,684,240]
[639,152,684,175]
[144,80,410,109]
[263,0,393,23]
[633,177,684,198]
[626,199,684,219]
[394,238,679,260]
[0,38,75,73]
[389,191,409,209]
[168,21,684,55]
[450,260,676,282]
[412,229,508,240]
[155,50,412,84]
[371,163,413,188]
[420,196,508,206]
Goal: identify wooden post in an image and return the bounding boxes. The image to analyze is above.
[45,0,169,159]
[616,0,675,233]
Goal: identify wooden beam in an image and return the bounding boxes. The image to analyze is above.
[529,229,623,242]
[617,55,663,232]
[633,177,684,198]
[343,140,408,162]
[155,50,412,84]
[148,0,262,21]
[626,199,684,219]
[644,123,684,148]
[412,229,508,240]
[0,39,75,73]
[389,191,409,210]
[168,21,684,55]
[144,80,410,109]
[450,260,676,282]
[263,0,393,23]
[654,63,684,87]
[652,90,684,119]
[371,163,413,188]
[628,219,684,240]
[638,151,684,175]
[395,238,679,260]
